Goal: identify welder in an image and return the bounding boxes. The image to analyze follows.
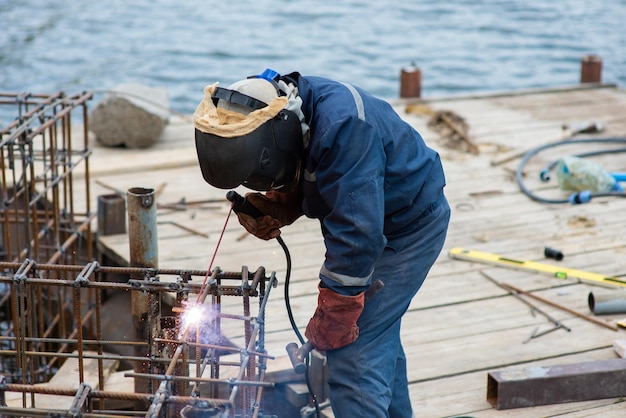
[193,69,450,418]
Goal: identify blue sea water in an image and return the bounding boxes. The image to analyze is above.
[1,0,625,120]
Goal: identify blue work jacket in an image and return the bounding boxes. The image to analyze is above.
[283,73,446,295]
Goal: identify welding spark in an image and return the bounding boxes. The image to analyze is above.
[184,304,204,326]
[179,303,214,336]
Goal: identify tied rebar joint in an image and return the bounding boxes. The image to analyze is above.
[13,259,35,283]
[75,261,99,287]
[146,381,171,418]
[178,271,192,283]
[69,383,92,417]
[239,350,250,361]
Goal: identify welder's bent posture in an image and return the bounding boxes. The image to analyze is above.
[194,69,450,418]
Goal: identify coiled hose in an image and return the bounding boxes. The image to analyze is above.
[516,138,626,204]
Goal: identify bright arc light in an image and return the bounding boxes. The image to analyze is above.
[182,304,205,328]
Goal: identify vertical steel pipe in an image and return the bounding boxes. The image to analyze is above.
[127,187,158,268]
[127,187,159,396]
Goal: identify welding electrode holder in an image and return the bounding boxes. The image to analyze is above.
[286,279,385,374]
[286,341,314,374]
[226,190,265,218]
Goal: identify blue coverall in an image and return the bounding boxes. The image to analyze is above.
[282,73,451,417]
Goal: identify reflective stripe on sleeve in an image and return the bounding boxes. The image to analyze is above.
[320,264,373,287]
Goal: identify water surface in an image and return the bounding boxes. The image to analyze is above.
[1,0,624,119]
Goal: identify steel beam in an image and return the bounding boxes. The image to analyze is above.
[487,358,626,409]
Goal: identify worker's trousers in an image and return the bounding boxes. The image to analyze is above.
[326,194,450,418]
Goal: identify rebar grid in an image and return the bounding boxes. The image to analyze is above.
[0,261,277,418]
[0,91,94,265]
[0,93,279,417]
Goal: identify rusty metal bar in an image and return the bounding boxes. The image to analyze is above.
[0,260,243,279]
[0,382,238,405]
[127,372,274,387]
[487,358,626,409]
[501,282,619,331]
[0,270,260,295]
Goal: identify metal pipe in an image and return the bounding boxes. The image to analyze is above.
[127,187,158,269]
[588,291,626,315]
[127,187,160,396]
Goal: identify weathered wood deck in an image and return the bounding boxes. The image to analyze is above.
[81,83,626,417]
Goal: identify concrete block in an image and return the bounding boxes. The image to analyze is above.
[89,83,169,148]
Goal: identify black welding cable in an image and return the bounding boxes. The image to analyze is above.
[516,138,626,204]
[276,235,322,418]
[225,191,305,344]
[276,235,305,345]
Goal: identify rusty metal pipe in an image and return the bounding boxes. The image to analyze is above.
[127,186,159,396]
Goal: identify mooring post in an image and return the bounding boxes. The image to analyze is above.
[127,187,160,396]
[400,64,422,98]
[580,54,602,83]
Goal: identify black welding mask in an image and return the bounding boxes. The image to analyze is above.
[194,71,309,192]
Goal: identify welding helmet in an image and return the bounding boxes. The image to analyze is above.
[194,70,309,192]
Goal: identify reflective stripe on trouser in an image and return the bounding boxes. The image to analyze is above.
[326,195,450,418]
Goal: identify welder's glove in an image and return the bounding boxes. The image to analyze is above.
[305,285,365,351]
[235,190,303,240]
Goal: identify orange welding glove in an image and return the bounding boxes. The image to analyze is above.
[235,191,303,240]
[305,285,365,351]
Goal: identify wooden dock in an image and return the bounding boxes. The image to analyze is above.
[81,83,626,417]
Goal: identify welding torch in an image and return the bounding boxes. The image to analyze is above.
[286,279,385,374]
[226,190,266,219]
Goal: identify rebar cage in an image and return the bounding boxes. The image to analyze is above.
[0,261,278,417]
[0,91,94,265]
[0,93,279,417]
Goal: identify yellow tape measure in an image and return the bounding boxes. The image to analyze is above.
[449,247,626,289]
